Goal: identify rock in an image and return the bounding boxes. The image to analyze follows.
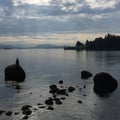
[49,84,57,90]
[83,85,86,88]
[14,112,19,115]
[23,115,29,119]
[37,103,42,106]
[22,109,32,115]
[5,59,26,82]
[59,80,63,84]
[68,86,75,92]
[93,72,118,95]
[45,99,53,105]
[61,97,65,100]
[6,111,12,116]
[57,89,67,95]
[39,106,45,109]
[55,100,62,105]
[0,110,5,115]
[49,85,59,93]
[83,94,86,96]
[78,100,82,104]
[21,105,32,111]
[47,106,54,110]
[81,71,92,79]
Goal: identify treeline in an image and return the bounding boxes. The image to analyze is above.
[84,33,120,50]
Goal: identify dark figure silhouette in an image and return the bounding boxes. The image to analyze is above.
[16,58,19,66]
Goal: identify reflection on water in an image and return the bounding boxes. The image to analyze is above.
[0,49,120,120]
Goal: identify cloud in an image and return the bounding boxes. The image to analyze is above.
[0,0,120,35]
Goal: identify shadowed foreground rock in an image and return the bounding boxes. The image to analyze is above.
[5,59,26,82]
[93,72,118,95]
[81,71,92,79]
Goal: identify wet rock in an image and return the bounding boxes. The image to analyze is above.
[49,84,57,90]
[6,111,12,116]
[93,72,118,95]
[45,99,53,105]
[23,115,28,119]
[14,112,19,115]
[78,100,82,104]
[61,97,65,100]
[55,100,62,105]
[47,106,54,110]
[0,110,5,115]
[54,98,62,105]
[49,85,59,94]
[37,103,42,106]
[21,105,32,111]
[52,94,57,98]
[83,94,86,96]
[39,106,45,109]
[33,108,38,111]
[59,80,63,84]
[81,71,92,79]
[57,89,67,95]
[5,59,26,82]
[83,85,86,88]
[68,86,75,92]
[22,109,32,115]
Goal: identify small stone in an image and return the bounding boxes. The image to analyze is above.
[23,115,29,119]
[81,71,92,79]
[33,108,38,111]
[37,103,42,106]
[47,106,54,110]
[68,86,75,92]
[61,97,65,100]
[83,85,86,88]
[15,112,19,115]
[59,80,63,84]
[21,105,32,111]
[0,110,5,115]
[57,89,67,95]
[6,111,12,116]
[39,106,45,109]
[78,100,82,104]
[22,109,32,115]
[55,101,62,105]
[45,99,53,105]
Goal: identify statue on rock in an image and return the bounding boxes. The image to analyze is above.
[5,58,26,82]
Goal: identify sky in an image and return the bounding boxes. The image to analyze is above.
[0,0,120,45]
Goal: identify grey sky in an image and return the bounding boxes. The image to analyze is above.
[0,0,120,35]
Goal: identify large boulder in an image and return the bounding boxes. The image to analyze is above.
[93,72,118,95]
[81,71,92,79]
[5,64,26,82]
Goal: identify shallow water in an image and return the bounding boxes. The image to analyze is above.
[0,49,120,120]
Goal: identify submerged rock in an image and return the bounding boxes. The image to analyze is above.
[5,58,26,82]
[45,99,54,105]
[68,86,75,92]
[59,80,63,84]
[81,71,92,79]
[6,111,12,116]
[49,84,59,93]
[47,106,54,110]
[93,72,118,95]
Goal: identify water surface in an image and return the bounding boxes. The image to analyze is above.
[0,49,120,120]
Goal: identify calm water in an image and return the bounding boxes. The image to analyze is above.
[0,49,120,120]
